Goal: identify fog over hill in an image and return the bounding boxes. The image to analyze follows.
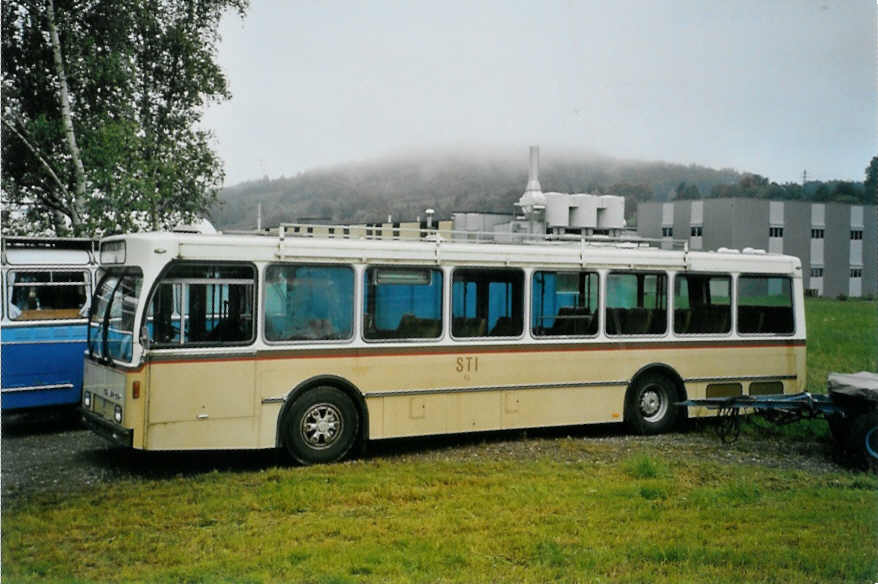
[210,149,744,231]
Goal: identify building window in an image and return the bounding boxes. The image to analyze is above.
[690,226,703,237]
[810,267,824,278]
[769,227,784,238]
[661,227,673,237]
[810,228,824,239]
[851,230,863,240]
[850,268,863,278]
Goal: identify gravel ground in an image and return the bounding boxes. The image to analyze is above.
[0,410,853,505]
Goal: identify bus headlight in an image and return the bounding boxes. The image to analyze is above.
[83,391,92,409]
[114,405,123,424]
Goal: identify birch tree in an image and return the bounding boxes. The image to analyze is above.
[1,0,247,236]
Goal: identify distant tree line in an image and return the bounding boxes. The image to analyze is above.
[673,156,877,205]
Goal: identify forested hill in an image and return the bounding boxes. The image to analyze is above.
[211,150,743,230]
[211,150,866,231]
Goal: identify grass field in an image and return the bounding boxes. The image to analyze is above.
[2,298,877,583]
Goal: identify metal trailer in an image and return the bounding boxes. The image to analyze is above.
[681,372,878,468]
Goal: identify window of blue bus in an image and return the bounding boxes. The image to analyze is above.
[605,272,668,335]
[264,264,354,342]
[532,271,599,337]
[452,268,523,338]
[5,270,89,321]
[363,267,442,340]
[673,274,731,334]
[737,275,794,334]
[146,263,255,346]
[88,269,142,362]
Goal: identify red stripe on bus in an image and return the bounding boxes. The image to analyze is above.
[144,339,806,366]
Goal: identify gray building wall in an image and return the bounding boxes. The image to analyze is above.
[864,205,877,297]
[730,199,769,250]
[784,201,811,279]
[702,199,735,251]
[636,198,875,298]
[822,204,851,298]
[673,202,689,244]
[636,203,663,239]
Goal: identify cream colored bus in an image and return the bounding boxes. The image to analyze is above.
[81,228,805,464]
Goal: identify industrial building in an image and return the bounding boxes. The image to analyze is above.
[637,199,877,298]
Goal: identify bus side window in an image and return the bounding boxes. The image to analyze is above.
[737,275,794,334]
[265,264,354,342]
[363,267,442,340]
[452,268,523,338]
[532,271,599,336]
[674,274,731,334]
[605,272,668,335]
[147,263,255,346]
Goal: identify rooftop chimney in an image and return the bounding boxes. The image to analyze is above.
[525,145,541,194]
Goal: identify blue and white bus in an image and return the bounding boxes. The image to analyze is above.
[1,237,97,411]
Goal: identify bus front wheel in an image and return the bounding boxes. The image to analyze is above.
[282,386,359,465]
[625,373,681,435]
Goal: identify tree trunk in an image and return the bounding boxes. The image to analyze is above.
[47,0,86,234]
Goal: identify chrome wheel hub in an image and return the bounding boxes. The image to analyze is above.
[639,386,668,422]
[301,403,343,449]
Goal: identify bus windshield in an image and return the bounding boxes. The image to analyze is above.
[88,268,143,363]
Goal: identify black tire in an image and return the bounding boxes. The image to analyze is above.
[625,372,681,435]
[845,411,878,470]
[282,386,359,465]
[826,413,850,446]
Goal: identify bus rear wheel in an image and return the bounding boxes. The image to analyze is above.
[282,386,359,465]
[625,372,681,435]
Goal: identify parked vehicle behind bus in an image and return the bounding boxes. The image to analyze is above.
[1,237,97,411]
[80,227,806,463]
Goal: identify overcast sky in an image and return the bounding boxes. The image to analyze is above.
[202,0,877,187]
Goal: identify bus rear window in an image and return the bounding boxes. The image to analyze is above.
[147,263,255,346]
[737,276,794,334]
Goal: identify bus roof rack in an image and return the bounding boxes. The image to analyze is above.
[264,222,690,251]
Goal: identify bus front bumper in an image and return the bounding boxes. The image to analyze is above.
[80,407,133,447]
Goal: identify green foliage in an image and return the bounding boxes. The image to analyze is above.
[1,0,247,236]
[864,155,878,205]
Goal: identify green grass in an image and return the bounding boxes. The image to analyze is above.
[2,298,877,583]
[3,450,877,583]
[804,297,877,393]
